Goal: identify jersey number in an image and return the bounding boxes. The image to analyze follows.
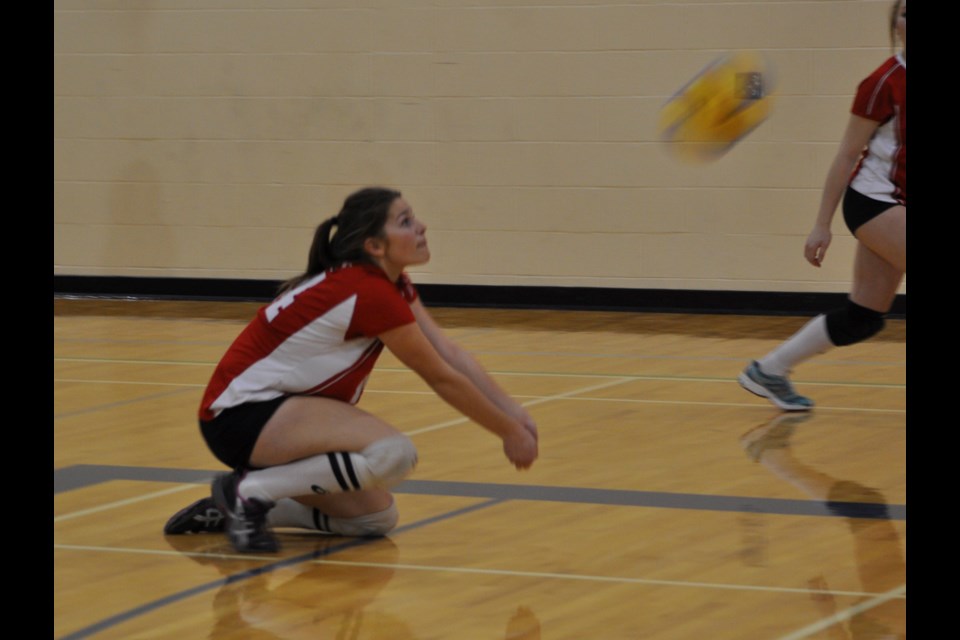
[265,272,327,322]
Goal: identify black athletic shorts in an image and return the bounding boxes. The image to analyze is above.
[200,396,290,470]
[842,186,899,235]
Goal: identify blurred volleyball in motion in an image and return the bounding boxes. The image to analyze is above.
[658,51,775,163]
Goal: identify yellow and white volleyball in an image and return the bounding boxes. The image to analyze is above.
[658,51,776,163]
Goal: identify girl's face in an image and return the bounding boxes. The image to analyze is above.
[368,197,430,278]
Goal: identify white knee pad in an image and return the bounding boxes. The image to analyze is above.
[323,502,399,537]
[361,435,417,488]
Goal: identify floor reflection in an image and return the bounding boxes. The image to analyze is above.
[166,533,541,639]
[740,413,906,639]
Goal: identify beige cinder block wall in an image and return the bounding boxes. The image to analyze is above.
[53,0,905,295]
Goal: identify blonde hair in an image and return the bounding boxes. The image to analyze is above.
[889,0,904,51]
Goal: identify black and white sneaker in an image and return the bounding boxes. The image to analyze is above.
[163,497,225,534]
[211,471,279,553]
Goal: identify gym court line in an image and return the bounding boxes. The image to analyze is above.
[54,473,905,640]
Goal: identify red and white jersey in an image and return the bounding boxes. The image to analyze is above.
[200,263,418,421]
[849,54,906,205]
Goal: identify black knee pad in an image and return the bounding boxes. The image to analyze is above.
[825,300,885,346]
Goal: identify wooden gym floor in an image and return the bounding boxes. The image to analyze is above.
[53,298,906,640]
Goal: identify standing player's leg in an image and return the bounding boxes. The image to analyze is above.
[739,205,904,411]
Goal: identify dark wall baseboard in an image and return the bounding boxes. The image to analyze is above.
[52,275,906,318]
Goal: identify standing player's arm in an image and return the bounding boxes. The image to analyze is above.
[378,319,538,469]
[408,298,538,440]
[806,114,882,267]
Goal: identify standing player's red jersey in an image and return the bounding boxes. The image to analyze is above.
[849,54,906,206]
[200,263,418,422]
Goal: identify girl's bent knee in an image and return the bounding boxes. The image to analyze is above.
[330,502,400,537]
[361,435,418,487]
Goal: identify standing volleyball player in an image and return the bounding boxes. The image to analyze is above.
[739,0,906,410]
[163,187,538,552]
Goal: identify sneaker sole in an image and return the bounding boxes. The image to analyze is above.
[164,509,208,535]
[737,372,813,412]
[163,499,225,535]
